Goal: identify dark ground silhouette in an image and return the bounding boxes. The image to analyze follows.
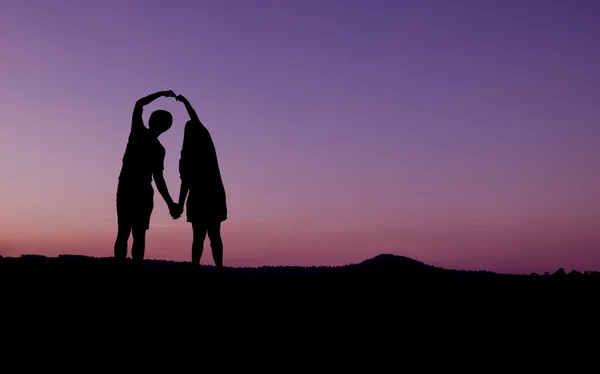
[0,253,592,356]
[2,253,598,295]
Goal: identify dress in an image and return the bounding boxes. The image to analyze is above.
[179,121,227,224]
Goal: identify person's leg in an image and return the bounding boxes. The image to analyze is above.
[131,186,154,261]
[207,221,223,272]
[131,227,147,261]
[191,222,207,266]
[115,188,131,260]
[114,224,131,260]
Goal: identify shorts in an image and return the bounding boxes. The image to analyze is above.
[116,181,154,231]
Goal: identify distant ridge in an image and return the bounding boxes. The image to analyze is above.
[0,253,597,278]
[1,253,453,277]
[5,253,438,270]
[9,253,432,268]
[359,253,434,269]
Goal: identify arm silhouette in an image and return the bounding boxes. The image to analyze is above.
[176,181,189,218]
[132,90,176,132]
[173,94,196,218]
[176,132,192,219]
[176,94,201,125]
[154,168,179,217]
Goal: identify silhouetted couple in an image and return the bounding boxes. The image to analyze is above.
[114,90,227,272]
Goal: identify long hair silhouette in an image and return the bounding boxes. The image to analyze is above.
[176,95,227,271]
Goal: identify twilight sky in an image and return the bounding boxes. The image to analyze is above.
[1,0,599,274]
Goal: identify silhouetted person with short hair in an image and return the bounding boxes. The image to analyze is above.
[173,94,227,273]
[114,90,179,261]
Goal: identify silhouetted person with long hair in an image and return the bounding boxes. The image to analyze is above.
[173,94,227,272]
[114,90,179,261]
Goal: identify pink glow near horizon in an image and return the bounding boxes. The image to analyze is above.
[1,0,600,274]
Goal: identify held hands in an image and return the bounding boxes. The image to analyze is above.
[169,202,184,220]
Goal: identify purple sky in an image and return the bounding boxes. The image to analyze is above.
[1,0,599,274]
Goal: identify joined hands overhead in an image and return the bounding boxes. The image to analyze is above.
[160,90,186,102]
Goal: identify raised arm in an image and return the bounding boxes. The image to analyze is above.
[176,94,201,124]
[131,90,176,133]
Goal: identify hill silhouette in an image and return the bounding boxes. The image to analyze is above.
[1,252,595,348]
[1,252,597,287]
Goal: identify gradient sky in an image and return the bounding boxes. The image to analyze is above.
[1,0,599,274]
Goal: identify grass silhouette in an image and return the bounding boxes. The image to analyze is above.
[1,252,593,351]
[2,252,596,290]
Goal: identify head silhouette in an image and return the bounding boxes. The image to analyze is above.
[148,110,173,136]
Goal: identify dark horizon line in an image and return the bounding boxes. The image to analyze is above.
[1,252,594,276]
